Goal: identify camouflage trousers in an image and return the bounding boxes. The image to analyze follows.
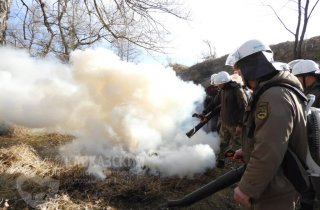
[217,124,241,160]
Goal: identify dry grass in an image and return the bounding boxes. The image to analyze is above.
[38,194,113,210]
[0,131,240,210]
[0,144,60,176]
[7,125,31,138]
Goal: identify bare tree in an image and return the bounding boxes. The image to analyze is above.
[111,38,140,62]
[0,0,12,45]
[201,39,216,61]
[265,0,319,59]
[5,0,188,61]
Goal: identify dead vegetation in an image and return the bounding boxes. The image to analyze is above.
[0,128,241,210]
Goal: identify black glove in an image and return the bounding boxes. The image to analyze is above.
[192,113,199,118]
[192,113,206,121]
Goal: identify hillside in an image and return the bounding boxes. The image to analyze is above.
[175,36,320,85]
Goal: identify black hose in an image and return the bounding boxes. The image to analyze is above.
[162,165,245,208]
[186,106,221,138]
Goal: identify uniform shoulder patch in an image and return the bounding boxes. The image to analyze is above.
[256,102,268,120]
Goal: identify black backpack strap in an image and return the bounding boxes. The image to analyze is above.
[251,82,307,108]
[247,82,307,138]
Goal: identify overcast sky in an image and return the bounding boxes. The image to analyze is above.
[144,0,320,66]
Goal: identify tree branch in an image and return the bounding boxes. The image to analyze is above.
[265,4,295,36]
[20,0,29,40]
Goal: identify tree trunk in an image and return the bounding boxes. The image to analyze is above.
[298,0,311,58]
[0,0,12,45]
[293,0,302,59]
[0,0,13,135]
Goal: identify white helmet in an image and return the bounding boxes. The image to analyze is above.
[288,59,304,70]
[292,60,320,76]
[214,71,231,86]
[225,39,273,67]
[210,73,217,85]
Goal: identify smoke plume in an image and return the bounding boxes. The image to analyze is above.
[0,47,220,178]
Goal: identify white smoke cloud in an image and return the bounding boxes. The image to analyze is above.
[0,48,76,126]
[136,143,216,178]
[0,46,221,178]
